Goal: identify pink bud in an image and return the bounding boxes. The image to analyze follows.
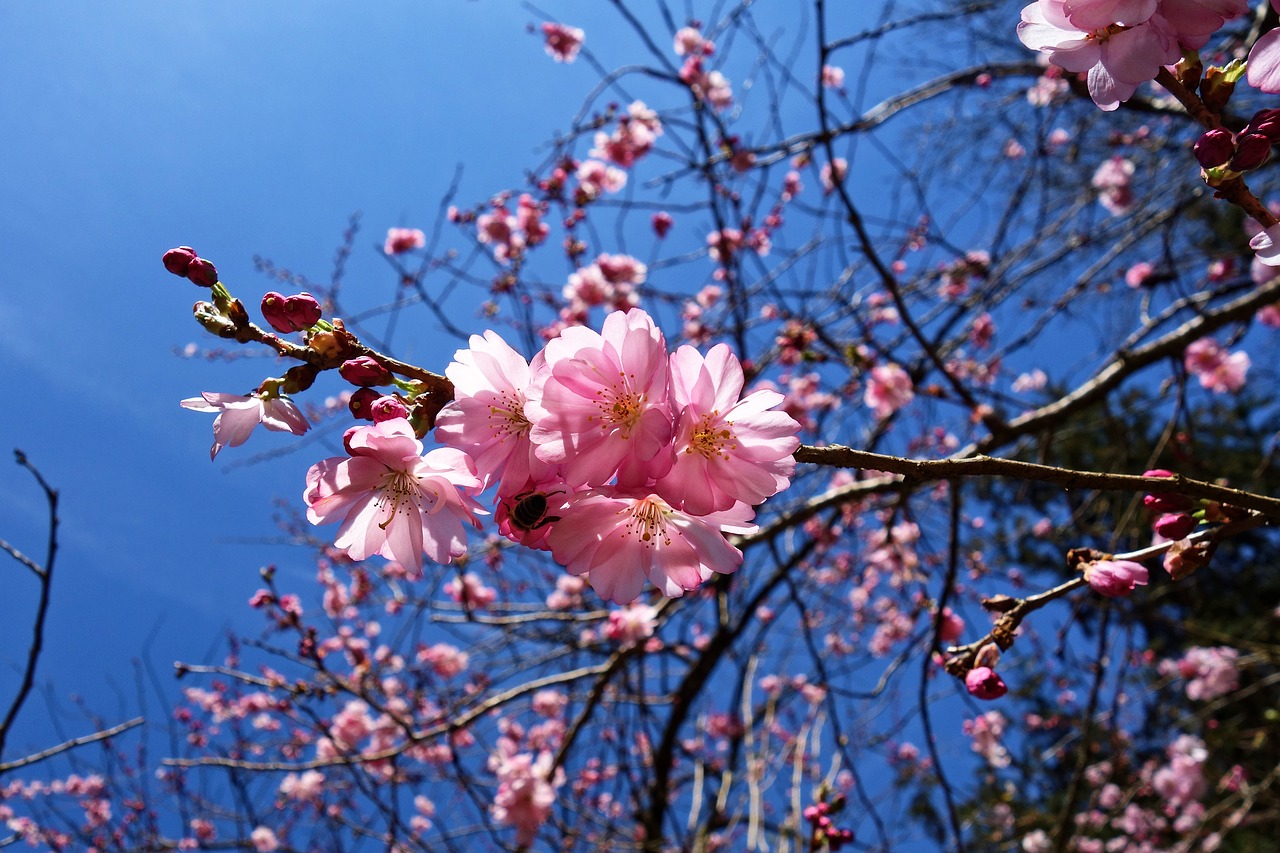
[163,246,198,277]
[186,257,219,288]
[1083,559,1149,598]
[1193,129,1234,168]
[1229,132,1271,171]
[1153,512,1196,541]
[1245,108,1280,143]
[283,293,322,329]
[964,667,1008,700]
[339,356,393,387]
[260,291,294,333]
[652,211,674,238]
[369,395,409,423]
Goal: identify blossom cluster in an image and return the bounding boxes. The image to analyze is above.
[1017,0,1249,110]
[433,307,802,603]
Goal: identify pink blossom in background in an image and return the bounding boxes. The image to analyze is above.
[181,391,310,460]
[1125,261,1154,287]
[821,64,845,88]
[546,488,756,604]
[303,418,485,571]
[679,56,733,109]
[1026,72,1068,106]
[1003,138,1027,159]
[820,157,848,193]
[383,227,426,255]
[1091,156,1135,214]
[541,21,584,63]
[660,343,801,515]
[434,330,550,497]
[1183,337,1250,393]
[937,607,965,643]
[1012,368,1047,393]
[864,363,914,419]
[489,747,563,846]
[673,26,711,56]
[250,827,279,852]
[278,770,325,803]
[476,205,524,263]
[575,158,627,200]
[528,308,673,487]
[1159,646,1240,700]
[1152,735,1208,807]
[963,710,1011,766]
[445,572,498,609]
[1259,302,1280,327]
[605,602,660,646]
[1083,558,1149,597]
[590,101,663,167]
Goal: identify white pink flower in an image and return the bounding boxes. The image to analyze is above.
[1083,558,1149,597]
[659,343,800,516]
[546,488,757,604]
[303,418,485,571]
[384,227,425,255]
[489,746,564,846]
[181,391,310,460]
[864,363,914,419]
[1183,337,1250,393]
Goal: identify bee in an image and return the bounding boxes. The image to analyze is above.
[507,490,562,532]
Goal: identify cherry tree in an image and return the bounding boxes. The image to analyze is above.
[4,1,1280,851]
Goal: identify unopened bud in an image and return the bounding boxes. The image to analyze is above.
[1153,512,1196,541]
[339,355,393,387]
[348,387,380,421]
[1245,108,1280,143]
[283,293,323,329]
[1229,132,1271,171]
[186,257,219,288]
[261,291,294,333]
[163,246,198,277]
[282,364,319,394]
[964,666,1008,700]
[369,395,409,423]
[1193,128,1234,168]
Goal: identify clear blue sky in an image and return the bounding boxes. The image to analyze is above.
[0,1,660,744]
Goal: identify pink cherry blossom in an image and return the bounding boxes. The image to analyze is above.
[434,330,551,496]
[1092,156,1136,214]
[546,488,757,604]
[303,418,485,571]
[1159,646,1240,700]
[1183,337,1250,393]
[820,157,848,193]
[1017,1,1180,110]
[575,159,626,200]
[489,747,564,846]
[605,602,660,647]
[965,666,1009,700]
[383,227,425,255]
[821,64,845,88]
[673,26,711,56]
[1249,7,1280,93]
[659,343,800,515]
[864,363,914,419]
[180,391,310,460]
[1083,558,1149,597]
[527,308,674,488]
[250,827,279,852]
[1249,221,1280,266]
[541,21,584,63]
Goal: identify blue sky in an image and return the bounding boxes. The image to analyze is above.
[0,1,657,744]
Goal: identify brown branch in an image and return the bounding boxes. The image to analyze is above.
[0,717,144,774]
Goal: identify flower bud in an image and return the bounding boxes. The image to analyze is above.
[348,387,380,421]
[964,667,1007,700]
[283,293,323,329]
[339,355,393,387]
[369,395,409,423]
[652,212,673,238]
[1245,108,1280,143]
[163,246,198,277]
[1229,132,1271,171]
[260,291,294,333]
[186,257,219,288]
[1193,128,1234,168]
[282,364,319,394]
[1153,512,1196,541]
[1143,491,1193,513]
[1083,559,1149,598]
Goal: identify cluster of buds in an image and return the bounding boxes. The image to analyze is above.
[1143,469,1199,542]
[1194,109,1280,184]
[162,246,219,288]
[803,793,854,851]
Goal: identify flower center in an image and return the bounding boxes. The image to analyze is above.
[377,470,433,529]
[622,496,672,549]
[488,390,531,440]
[687,412,735,460]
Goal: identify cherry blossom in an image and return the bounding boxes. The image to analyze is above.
[1159,646,1240,700]
[541,22,584,63]
[1083,558,1149,597]
[181,391,310,460]
[434,330,551,496]
[864,363,914,419]
[1248,3,1280,92]
[1092,156,1135,215]
[383,227,425,255]
[546,488,757,604]
[660,343,801,515]
[1183,337,1250,393]
[303,418,485,571]
[489,746,564,845]
[527,307,674,488]
[821,64,845,88]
